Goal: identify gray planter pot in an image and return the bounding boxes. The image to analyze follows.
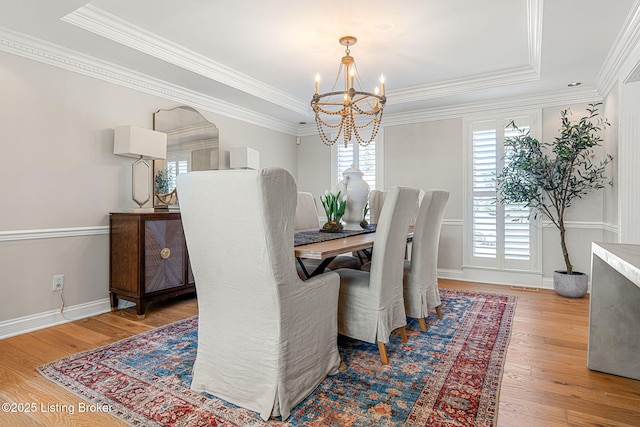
[553,270,588,298]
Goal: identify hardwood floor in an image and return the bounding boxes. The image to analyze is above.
[1,280,639,426]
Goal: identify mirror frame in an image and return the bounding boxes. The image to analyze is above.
[153,106,219,209]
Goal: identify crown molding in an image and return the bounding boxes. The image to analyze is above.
[389,66,540,105]
[0,27,299,135]
[62,4,308,116]
[383,86,602,127]
[298,86,601,135]
[596,0,640,95]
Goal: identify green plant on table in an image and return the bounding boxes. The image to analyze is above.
[360,202,369,227]
[320,190,347,230]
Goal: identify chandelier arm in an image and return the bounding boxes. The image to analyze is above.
[313,92,385,103]
[351,92,386,102]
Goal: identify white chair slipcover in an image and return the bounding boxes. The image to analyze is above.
[294,191,320,231]
[368,189,388,225]
[294,191,361,274]
[404,190,450,331]
[334,186,419,364]
[369,188,424,226]
[361,188,421,269]
[177,167,341,421]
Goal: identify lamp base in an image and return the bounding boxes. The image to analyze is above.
[132,157,152,208]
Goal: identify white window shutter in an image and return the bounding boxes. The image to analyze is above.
[468,115,536,272]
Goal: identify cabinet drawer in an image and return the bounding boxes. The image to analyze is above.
[144,219,186,293]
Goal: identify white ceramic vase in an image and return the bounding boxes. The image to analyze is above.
[336,165,370,230]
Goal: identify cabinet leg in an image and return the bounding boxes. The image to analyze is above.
[110,293,118,312]
[136,301,146,317]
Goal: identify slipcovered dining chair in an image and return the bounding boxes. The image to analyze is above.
[177,167,341,421]
[370,188,424,226]
[361,188,421,269]
[294,191,361,275]
[294,191,320,231]
[404,190,450,332]
[368,189,388,225]
[334,186,419,364]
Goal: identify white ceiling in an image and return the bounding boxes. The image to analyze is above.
[0,0,636,129]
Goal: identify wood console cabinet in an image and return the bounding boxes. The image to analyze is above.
[109,211,195,316]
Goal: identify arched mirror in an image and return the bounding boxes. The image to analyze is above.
[153,106,219,209]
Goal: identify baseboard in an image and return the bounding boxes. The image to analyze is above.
[438,268,551,290]
[438,268,595,294]
[0,298,112,340]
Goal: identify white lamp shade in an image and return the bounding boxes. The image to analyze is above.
[230,147,260,169]
[114,125,167,159]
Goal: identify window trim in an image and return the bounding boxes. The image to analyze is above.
[463,109,542,274]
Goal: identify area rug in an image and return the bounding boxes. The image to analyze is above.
[38,289,516,426]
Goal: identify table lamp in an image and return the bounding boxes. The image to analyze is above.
[114,125,167,210]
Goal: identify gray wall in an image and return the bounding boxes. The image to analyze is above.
[0,51,298,324]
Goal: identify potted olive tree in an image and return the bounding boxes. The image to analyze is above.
[496,103,612,297]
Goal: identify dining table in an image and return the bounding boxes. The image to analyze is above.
[294,225,414,278]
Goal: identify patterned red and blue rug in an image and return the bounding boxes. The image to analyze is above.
[38,289,516,426]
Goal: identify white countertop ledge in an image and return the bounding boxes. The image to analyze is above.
[592,242,640,289]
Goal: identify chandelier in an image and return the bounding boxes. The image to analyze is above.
[311,36,386,148]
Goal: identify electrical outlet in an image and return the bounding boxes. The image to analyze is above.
[52,274,64,291]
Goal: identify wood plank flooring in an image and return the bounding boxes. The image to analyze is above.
[1,280,639,426]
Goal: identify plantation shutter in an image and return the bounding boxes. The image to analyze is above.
[472,127,498,258]
[503,125,530,261]
[469,118,534,271]
[165,159,188,191]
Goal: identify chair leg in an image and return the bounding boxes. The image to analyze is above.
[435,305,443,319]
[377,342,389,365]
[399,326,408,343]
[418,318,428,332]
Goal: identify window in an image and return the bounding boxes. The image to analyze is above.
[165,159,188,191]
[466,112,540,272]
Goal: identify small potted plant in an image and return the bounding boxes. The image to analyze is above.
[320,190,347,232]
[154,167,177,207]
[496,103,612,297]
